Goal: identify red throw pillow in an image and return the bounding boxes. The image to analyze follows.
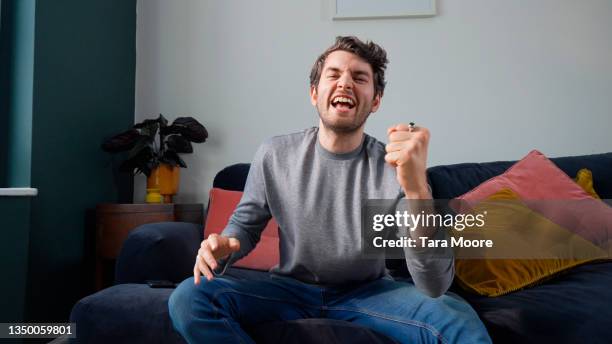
[456,150,612,248]
[204,188,280,270]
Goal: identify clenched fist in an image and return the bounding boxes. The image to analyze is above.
[385,123,432,199]
[193,233,240,284]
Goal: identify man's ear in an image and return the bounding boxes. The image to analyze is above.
[371,94,382,113]
[309,85,318,106]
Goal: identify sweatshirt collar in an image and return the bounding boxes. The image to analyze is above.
[315,128,366,160]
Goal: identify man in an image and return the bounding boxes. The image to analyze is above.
[169,36,491,343]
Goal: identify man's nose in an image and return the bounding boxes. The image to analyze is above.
[337,73,353,90]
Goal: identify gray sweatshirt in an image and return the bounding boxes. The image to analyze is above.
[221,127,454,296]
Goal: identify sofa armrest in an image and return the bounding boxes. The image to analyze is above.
[115,222,203,284]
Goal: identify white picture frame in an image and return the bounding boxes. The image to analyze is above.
[333,0,437,20]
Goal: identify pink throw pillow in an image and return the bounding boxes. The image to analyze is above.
[457,150,612,248]
[204,188,280,270]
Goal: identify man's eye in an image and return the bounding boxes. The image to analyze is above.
[356,78,367,83]
[327,74,339,79]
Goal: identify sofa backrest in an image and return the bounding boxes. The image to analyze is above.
[213,163,251,191]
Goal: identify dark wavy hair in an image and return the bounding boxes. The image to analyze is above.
[309,36,388,98]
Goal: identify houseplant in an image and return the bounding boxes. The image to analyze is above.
[102,114,208,203]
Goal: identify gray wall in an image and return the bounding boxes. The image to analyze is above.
[135,0,612,204]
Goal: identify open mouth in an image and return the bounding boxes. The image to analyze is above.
[331,96,356,110]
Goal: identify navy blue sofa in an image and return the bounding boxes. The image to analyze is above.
[70,152,612,343]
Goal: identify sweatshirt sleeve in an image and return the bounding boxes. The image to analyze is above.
[403,229,455,298]
[214,143,273,274]
[398,190,455,298]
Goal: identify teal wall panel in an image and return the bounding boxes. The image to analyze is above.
[25,0,136,321]
[0,197,31,324]
[0,0,35,187]
[0,0,136,323]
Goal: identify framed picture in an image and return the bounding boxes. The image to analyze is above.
[333,0,437,20]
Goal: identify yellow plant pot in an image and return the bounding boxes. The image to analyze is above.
[147,164,180,203]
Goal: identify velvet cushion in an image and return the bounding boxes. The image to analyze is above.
[454,188,604,297]
[575,168,601,199]
[455,150,612,247]
[456,150,593,200]
[452,151,611,297]
[205,187,280,270]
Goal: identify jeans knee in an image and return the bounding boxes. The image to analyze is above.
[169,277,230,330]
[439,294,492,344]
[169,277,199,333]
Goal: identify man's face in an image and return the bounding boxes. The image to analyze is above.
[310,50,381,133]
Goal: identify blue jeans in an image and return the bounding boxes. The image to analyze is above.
[169,273,491,344]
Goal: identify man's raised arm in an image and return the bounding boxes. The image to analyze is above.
[385,123,454,297]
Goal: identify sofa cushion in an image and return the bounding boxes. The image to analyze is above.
[70,284,185,344]
[246,319,398,344]
[575,168,601,199]
[71,268,396,344]
[460,261,612,344]
[451,151,611,296]
[205,188,280,270]
[454,188,604,297]
[455,150,612,247]
[72,268,273,344]
[457,150,593,200]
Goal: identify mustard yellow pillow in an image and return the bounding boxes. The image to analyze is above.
[575,168,600,199]
[454,188,604,297]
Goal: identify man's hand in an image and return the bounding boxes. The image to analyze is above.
[193,233,240,285]
[385,123,432,199]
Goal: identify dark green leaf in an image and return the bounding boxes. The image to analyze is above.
[166,134,193,153]
[162,150,187,168]
[175,153,187,168]
[157,114,168,128]
[170,117,208,143]
[101,129,141,152]
[126,136,154,160]
[119,146,157,176]
[133,118,159,129]
[138,121,159,139]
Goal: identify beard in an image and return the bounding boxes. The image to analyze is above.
[317,105,371,134]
